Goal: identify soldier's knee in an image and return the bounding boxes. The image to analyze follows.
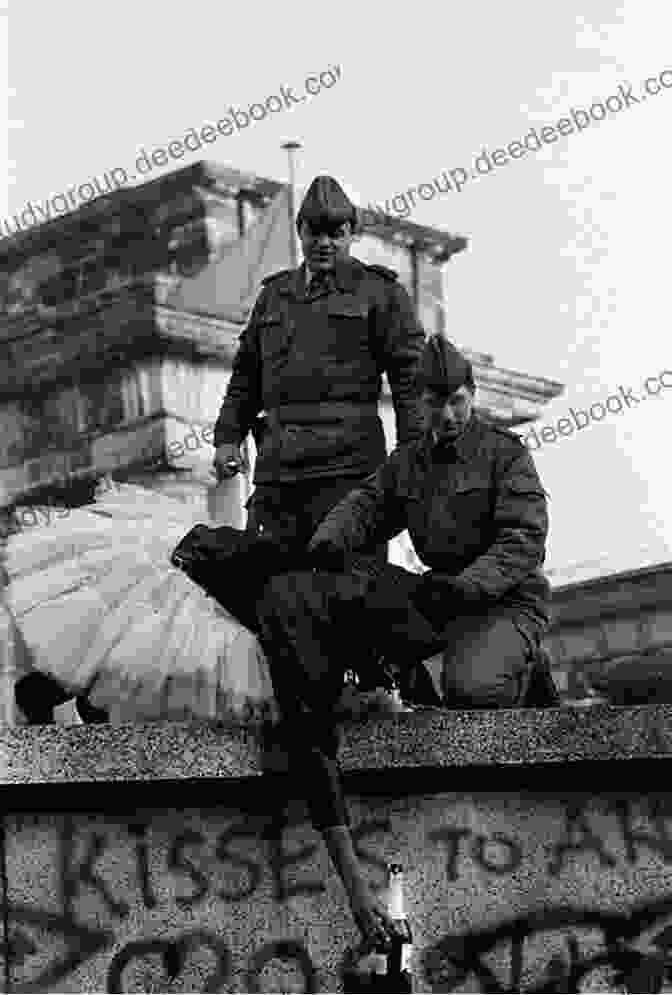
[442,665,521,709]
[441,617,529,708]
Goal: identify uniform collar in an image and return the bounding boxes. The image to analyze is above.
[332,257,360,293]
[424,413,483,463]
[285,258,361,298]
[285,265,309,298]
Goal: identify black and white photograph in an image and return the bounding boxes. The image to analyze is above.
[1,1,672,990]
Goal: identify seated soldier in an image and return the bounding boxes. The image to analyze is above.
[255,333,551,950]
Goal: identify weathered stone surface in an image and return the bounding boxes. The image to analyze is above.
[2,706,672,788]
[550,562,672,626]
[552,626,603,664]
[600,616,643,656]
[0,720,264,785]
[5,783,672,991]
[3,710,672,991]
[648,610,672,650]
[545,562,672,702]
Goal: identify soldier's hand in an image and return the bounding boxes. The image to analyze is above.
[213,444,246,482]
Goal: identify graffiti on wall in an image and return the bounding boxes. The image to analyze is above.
[3,809,391,992]
[424,795,672,992]
[4,795,672,991]
[422,899,672,993]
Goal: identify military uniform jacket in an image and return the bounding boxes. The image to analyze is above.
[311,415,551,629]
[213,257,425,483]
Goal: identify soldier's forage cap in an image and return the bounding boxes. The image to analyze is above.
[296,175,358,232]
[415,334,474,394]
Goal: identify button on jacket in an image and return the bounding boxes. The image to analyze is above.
[213,257,425,483]
[311,414,551,630]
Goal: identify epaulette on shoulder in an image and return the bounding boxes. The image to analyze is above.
[364,262,398,282]
[261,268,293,285]
[491,424,526,447]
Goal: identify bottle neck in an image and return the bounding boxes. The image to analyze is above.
[388,874,406,920]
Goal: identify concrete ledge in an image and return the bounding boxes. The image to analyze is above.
[4,706,672,992]
[2,705,672,789]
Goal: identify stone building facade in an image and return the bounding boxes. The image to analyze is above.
[544,555,672,704]
[0,159,561,522]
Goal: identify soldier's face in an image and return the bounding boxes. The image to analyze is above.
[422,385,474,441]
[298,220,353,271]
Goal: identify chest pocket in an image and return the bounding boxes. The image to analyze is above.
[324,301,370,360]
[449,473,493,525]
[258,312,291,360]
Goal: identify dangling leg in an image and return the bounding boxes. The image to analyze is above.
[256,569,402,950]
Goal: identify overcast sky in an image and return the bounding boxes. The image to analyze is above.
[4,0,671,577]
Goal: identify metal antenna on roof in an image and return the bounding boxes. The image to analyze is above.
[282,141,302,267]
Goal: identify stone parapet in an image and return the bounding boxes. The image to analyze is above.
[2,705,671,790]
[3,709,672,992]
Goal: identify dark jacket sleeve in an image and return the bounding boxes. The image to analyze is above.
[456,443,548,600]
[309,453,407,553]
[213,295,265,448]
[373,282,425,445]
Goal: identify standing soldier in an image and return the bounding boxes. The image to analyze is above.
[212,175,425,553]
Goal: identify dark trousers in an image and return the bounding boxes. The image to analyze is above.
[256,565,534,831]
[439,613,531,707]
[246,477,386,561]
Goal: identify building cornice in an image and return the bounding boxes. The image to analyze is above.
[358,218,468,263]
[471,358,564,426]
[154,305,241,360]
[0,162,285,263]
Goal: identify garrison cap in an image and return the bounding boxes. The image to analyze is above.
[415,334,474,394]
[296,175,358,232]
